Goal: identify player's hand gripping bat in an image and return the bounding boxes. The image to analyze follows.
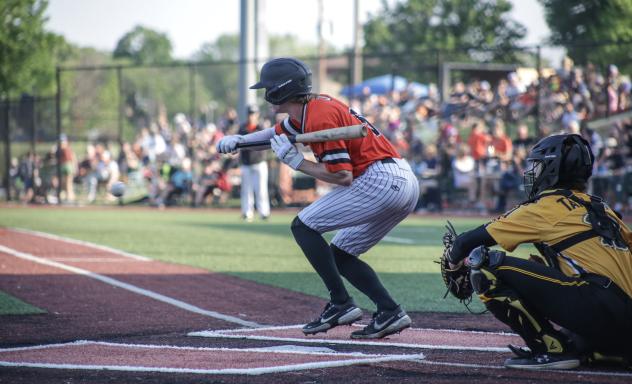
[236,124,367,150]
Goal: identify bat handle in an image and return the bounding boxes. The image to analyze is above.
[235,136,297,150]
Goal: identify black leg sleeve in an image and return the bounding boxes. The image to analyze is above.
[290,217,349,304]
[331,244,398,312]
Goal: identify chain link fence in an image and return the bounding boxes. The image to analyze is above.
[2,42,630,209]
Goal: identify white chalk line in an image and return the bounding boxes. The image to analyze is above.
[8,228,151,261]
[0,244,262,328]
[2,340,630,379]
[207,324,517,337]
[0,340,410,357]
[188,329,511,353]
[0,340,425,375]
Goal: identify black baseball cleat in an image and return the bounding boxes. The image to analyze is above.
[302,299,363,335]
[350,305,411,339]
[504,353,580,370]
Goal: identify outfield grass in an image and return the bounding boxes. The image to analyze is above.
[0,206,536,314]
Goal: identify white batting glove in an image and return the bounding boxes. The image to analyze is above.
[270,134,304,170]
[216,135,244,154]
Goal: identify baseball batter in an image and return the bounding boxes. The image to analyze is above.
[447,133,632,370]
[217,57,419,339]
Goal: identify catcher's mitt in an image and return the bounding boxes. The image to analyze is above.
[438,221,474,302]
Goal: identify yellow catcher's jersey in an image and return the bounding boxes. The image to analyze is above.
[486,189,632,298]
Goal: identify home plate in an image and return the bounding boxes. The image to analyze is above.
[189,325,521,352]
[0,341,424,375]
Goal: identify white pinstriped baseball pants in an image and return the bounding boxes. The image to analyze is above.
[298,158,419,256]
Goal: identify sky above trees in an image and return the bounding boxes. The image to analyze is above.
[45,0,549,59]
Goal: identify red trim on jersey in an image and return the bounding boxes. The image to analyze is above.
[273,95,400,177]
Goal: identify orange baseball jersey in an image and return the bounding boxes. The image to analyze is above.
[274,95,400,178]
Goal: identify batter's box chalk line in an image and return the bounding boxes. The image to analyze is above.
[0,340,425,376]
[188,324,517,353]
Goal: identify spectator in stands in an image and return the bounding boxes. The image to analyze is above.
[173,113,193,143]
[193,159,231,207]
[192,123,223,164]
[490,119,513,162]
[415,143,442,212]
[385,107,402,140]
[582,126,604,159]
[161,157,193,207]
[607,65,621,115]
[513,123,535,153]
[493,79,511,116]
[87,149,119,203]
[506,72,525,100]
[57,134,76,203]
[467,120,491,165]
[39,148,59,204]
[619,81,631,112]
[8,156,19,200]
[77,144,96,195]
[561,101,580,130]
[452,144,477,206]
[494,146,527,213]
[17,151,37,204]
[595,137,626,211]
[219,107,239,135]
[238,105,270,221]
[407,102,439,146]
[117,141,141,183]
[141,125,167,164]
[165,134,187,169]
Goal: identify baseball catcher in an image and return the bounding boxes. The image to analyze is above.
[441,133,632,370]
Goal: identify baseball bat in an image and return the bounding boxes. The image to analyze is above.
[235,124,367,150]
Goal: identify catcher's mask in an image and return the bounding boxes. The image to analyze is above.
[250,57,312,105]
[523,133,593,199]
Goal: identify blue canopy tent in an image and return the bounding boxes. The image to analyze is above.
[340,74,428,98]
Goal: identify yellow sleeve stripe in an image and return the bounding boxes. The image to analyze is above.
[496,266,589,287]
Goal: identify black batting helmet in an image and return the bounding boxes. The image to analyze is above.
[524,133,594,199]
[250,58,312,105]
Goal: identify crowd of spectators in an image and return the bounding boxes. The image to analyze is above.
[7,57,632,215]
[345,58,632,214]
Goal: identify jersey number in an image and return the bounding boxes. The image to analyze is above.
[349,108,381,137]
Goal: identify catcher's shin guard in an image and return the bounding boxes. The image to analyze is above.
[480,280,570,355]
[468,251,570,355]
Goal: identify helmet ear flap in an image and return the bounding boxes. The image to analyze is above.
[578,136,594,166]
[560,134,593,182]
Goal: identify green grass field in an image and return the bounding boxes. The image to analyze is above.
[0,207,537,315]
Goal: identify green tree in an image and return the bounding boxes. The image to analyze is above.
[0,0,71,98]
[113,25,173,64]
[269,34,323,57]
[539,0,632,71]
[363,0,526,79]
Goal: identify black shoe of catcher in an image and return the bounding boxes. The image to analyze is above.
[350,305,411,339]
[504,353,580,370]
[302,299,362,335]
